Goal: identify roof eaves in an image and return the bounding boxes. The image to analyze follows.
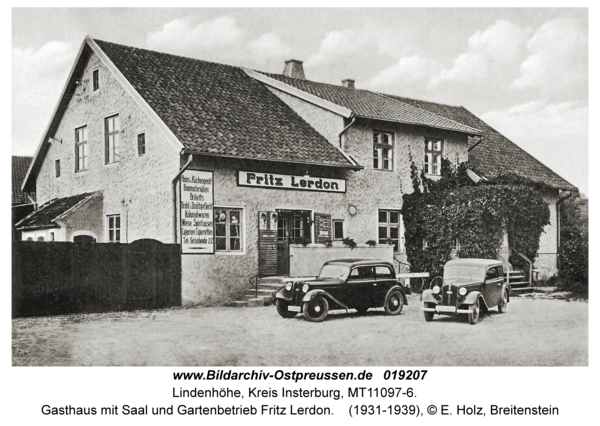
[243,68,353,119]
[14,197,61,230]
[53,191,101,222]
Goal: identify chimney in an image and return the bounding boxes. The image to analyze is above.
[283,59,305,80]
[342,79,355,89]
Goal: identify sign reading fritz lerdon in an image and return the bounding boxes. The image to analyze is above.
[180,170,214,254]
[238,171,346,193]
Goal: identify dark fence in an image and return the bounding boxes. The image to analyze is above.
[12,239,181,318]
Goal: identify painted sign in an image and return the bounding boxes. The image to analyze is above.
[180,170,214,254]
[238,171,346,193]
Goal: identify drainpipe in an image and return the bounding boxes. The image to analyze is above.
[338,116,356,150]
[172,153,194,244]
[556,190,573,278]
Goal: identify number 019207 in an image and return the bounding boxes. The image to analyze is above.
[383,370,427,380]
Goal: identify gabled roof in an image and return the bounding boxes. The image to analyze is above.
[387,94,577,191]
[22,38,359,191]
[15,191,100,230]
[12,156,35,205]
[255,72,482,136]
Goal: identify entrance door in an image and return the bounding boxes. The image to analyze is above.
[276,210,310,275]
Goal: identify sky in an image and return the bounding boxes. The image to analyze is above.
[11,7,589,195]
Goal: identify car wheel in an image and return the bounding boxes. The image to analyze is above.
[276,299,298,319]
[498,289,508,313]
[384,289,404,315]
[303,295,329,322]
[423,302,435,322]
[468,299,480,325]
[355,305,369,314]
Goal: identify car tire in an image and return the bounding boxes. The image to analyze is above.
[303,295,329,322]
[276,299,298,319]
[384,289,404,315]
[468,299,480,325]
[498,289,508,313]
[424,302,435,322]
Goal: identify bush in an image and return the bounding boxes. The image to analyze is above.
[558,194,588,296]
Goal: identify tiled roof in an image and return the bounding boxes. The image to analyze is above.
[12,156,35,205]
[93,40,355,168]
[386,95,578,191]
[259,72,482,135]
[16,192,99,230]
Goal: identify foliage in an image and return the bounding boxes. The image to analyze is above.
[342,238,357,249]
[557,194,588,295]
[365,239,377,247]
[324,239,333,248]
[401,159,550,278]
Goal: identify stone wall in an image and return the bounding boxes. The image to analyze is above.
[36,50,181,243]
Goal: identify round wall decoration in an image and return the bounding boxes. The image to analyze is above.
[348,205,357,216]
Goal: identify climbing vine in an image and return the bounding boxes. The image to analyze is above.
[401,159,550,278]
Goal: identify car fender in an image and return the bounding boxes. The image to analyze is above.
[421,289,438,304]
[302,289,348,310]
[463,291,488,309]
[382,285,409,306]
[275,288,293,302]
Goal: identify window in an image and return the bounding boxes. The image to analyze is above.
[349,266,374,280]
[105,115,120,164]
[107,214,121,242]
[55,159,61,178]
[137,133,146,156]
[215,208,242,252]
[373,131,393,170]
[375,265,394,279]
[333,220,344,240]
[425,138,443,175]
[92,69,99,91]
[486,267,498,281]
[75,126,88,171]
[378,210,401,252]
[423,239,429,249]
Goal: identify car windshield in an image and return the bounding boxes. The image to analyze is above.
[443,266,483,281]
[319,264,350,280]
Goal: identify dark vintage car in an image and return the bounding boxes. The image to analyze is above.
[421,258,510,325]
[275,259,411,322]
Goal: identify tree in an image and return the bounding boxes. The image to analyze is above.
[558,193,588,294]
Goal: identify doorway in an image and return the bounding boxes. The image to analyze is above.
[276,210,311,275]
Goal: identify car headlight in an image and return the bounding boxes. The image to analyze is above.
[459,287,467,296]
[432,285,440,294]
[302,284,310,293]
[285,282,293,291]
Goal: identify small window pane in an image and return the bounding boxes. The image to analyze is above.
[373,159,379,169]
[216,224,226,237]
[216,238,226,250]
[230,238,240,251]
[389,212,399,223]
[390,227,399,239]
[378,211,387,223]
[379,227,387,239]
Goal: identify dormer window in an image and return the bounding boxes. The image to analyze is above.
[425,138,443,175]
[373,131,393,171]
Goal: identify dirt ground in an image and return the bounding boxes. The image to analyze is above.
[12,294,587,366]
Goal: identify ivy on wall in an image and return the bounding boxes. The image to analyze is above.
[401,159,550,278]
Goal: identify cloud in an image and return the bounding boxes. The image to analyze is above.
[480,100,588,194]
[13,41,77,155]
[429,20,526,88]
[305,30,367,67]
[512,18,587,96]
[147,16,244,56]
[249,33,292,64]
[368,56,437,88]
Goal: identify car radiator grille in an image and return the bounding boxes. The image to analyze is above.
[443,284,457,306]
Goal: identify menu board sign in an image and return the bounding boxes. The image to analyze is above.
[180,170,214,254]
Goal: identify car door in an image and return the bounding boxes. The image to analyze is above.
[346,266,375,307]
[374,265,396,305]
[483,266,502,307]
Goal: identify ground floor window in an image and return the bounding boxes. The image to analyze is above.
[333,219,344,240]
[215,208,242,251]
[107,214,121,242]
[378,209,401,252]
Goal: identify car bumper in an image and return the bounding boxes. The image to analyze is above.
[421,306,471,314]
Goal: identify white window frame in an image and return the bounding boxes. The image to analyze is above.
[373,130,394,171]
[332,219,344,241]
[425,138,444,176]
[104,113,121,164]
[377,209,403,252]
[106,213,122,243]
[75,125,88,172]
[214,206,246,255]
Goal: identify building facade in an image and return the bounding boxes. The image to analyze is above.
[18,38,577,305]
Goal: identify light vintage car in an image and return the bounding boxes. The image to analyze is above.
[421,258,510,325]
[275,259,411,322]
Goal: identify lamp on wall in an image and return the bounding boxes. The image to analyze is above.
[48,137,62,145]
